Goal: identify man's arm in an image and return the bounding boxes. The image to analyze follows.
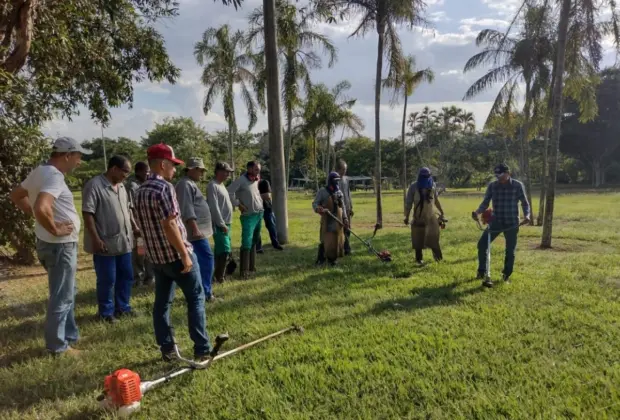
[161,216,193,272]
[33,193,73,237]
[404,184,415,222]
[434,188,445,216]
[312,190,325,213]
[207,184,226,228]
[226,176,244,208]
[176,181,202,238]
[518,182,531,220]
[83,212,107,253]
[475,184,493,214]
[10,185,33,216]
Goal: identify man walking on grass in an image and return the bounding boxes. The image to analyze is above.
[207,162,234,283]
[134,144,212,362]
[176,158,216,302]
[227,161,263,279]
[255,176,284,253]
[335,159,353,255]
[473,163,531,288]
[83,155,137,323]
[126,161,154,286]
[10,137,91,356]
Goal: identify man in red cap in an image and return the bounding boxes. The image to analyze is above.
[134,144,212,361]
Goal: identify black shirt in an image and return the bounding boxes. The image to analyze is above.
[258,179,272,209]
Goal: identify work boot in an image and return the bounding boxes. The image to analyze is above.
[503,274,511,284]
[315,244,326,266]
[327,259,337,267]
[213,253,228,284]
[239,249,250,279]
[415,249,424,265]
[482,279,494,288]
[249,245,257,273]
[432,248,443,262]
[476,271,485,280]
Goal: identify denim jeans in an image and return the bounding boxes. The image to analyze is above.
[191,238,214,297]
[152,253,211,356]
[36,240,79,354]
[256,208,279,250]
[477,220,519,277]
[93,253,134,317]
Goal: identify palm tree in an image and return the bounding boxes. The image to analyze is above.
[298,81,364,190]
[194,25,258,176]
[463,4,555,217]
[248,0,337,186]
[458,111,476,134]
[383,54,434,202]
[314,0,428,229]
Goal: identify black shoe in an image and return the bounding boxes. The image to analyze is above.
[503,275,511,283]
[482,279,494,288]
[476,271,485,280]
[328,259,337,267]
[115,310,138,319]
[273,244,284,250]
[162,350,177,363]
[100,315,118,324]
[256,248,265,254]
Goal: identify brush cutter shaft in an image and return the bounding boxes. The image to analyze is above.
[140,326,301,395]
[324,211,382,257]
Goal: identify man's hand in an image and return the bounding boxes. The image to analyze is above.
[521,215,531,226]
[181,253,193,273]
[316,206,326,215]
[55,221,74,237]
[404,218,409,226]
[219,225,229,234]
[93,237,108,254]
[192,229,205,240]
[133,227,141,238]
[238,203,248,213]
[471,211,479,221]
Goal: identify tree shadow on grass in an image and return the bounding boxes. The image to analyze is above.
[370,278,484,314]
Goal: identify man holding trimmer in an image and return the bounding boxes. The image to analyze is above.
[472,163,530,288]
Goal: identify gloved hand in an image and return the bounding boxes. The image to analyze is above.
[471,211,479,221]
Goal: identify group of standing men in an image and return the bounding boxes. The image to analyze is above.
[10,137,282,358]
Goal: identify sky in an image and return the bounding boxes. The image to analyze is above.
[42,0,614,142]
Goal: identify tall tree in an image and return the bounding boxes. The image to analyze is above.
[382,54,434,202]
[0,0,181,263]
[313,0,428,230]
[194,25,259,177]
[141,117,211,167]
[248,0,337,187]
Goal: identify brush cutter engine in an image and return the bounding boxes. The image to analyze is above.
[99,369,143,417]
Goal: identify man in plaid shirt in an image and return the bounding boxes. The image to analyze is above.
[134,143,212,361]
[473,163,531,287]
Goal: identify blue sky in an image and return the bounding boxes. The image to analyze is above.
[42,0,610,142]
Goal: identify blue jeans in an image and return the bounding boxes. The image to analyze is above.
[93,253,134,317]
[256,208,279,250]
[191,238,214,297]
[152,253,211,356]
[36,240,79,354]
[477,220,519,278]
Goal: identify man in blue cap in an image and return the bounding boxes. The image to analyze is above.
[473,163,531,287]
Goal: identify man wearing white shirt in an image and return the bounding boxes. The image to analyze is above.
[10,137,91,356]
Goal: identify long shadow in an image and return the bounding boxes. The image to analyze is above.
[1,266,93,282]
[370,278,483,315]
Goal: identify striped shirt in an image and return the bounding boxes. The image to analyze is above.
[134,173,192,264]
[477,178,530,225]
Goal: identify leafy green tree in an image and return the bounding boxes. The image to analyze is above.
[194,24,259,176]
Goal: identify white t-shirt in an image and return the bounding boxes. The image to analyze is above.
[21,164,81,243]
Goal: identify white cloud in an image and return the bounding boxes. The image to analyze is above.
[440,69,460,76]
[481,0,522,17]
[460,17,509,28]
[141,84,171,94]
[429,11,450,23]
[426,0,445,5]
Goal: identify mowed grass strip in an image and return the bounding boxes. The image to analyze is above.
[0,191,619,419]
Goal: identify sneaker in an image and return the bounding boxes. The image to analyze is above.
[52,346,82,358]
[100,315,118,324]
[273,244,284,251]
[476,271,485,280]
[194,353,212,363]
[503,275,511,284]
[482,279,494,288]
[416,260,425,267]
[205,293,220,303]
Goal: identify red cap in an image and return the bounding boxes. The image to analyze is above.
[147,143,184,165]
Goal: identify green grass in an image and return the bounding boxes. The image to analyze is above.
[1,191,619,419]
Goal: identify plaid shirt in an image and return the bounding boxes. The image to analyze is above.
[134,173,192,264]
[477,178,530,225]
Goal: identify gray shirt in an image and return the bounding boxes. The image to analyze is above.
[175,176,213,241]
[207,180,233,228]
[125,175,141,208]
[82,174,133,255]
[227,173,263,215]
[340,175,353,217]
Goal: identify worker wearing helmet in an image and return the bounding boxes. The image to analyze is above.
[312,172,349,266]
[404,167,446,265]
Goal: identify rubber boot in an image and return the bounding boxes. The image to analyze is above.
[432,247,443,262]
[415,249,424,265]
[315,244,326,266]
[239,249,250,279]
[213,253,228,284]
[249,245,257,273]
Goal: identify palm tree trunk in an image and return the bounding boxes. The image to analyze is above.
[285,105,293,189]
[313,135,318,191]
[374,23,385,229]
[401,93,408,206]
[537,127,550,226]
[263,0,288,243]
[326,128,331,172]
[228,118,236,180]
[542,0,571,248]
[521,83,534,225]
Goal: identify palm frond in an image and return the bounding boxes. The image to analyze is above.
[240,82,258,130]
[463,64,519,100]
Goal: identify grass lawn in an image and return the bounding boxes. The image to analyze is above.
[0,190,619,419]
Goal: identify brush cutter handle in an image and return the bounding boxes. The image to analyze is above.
[210,333,230,357]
